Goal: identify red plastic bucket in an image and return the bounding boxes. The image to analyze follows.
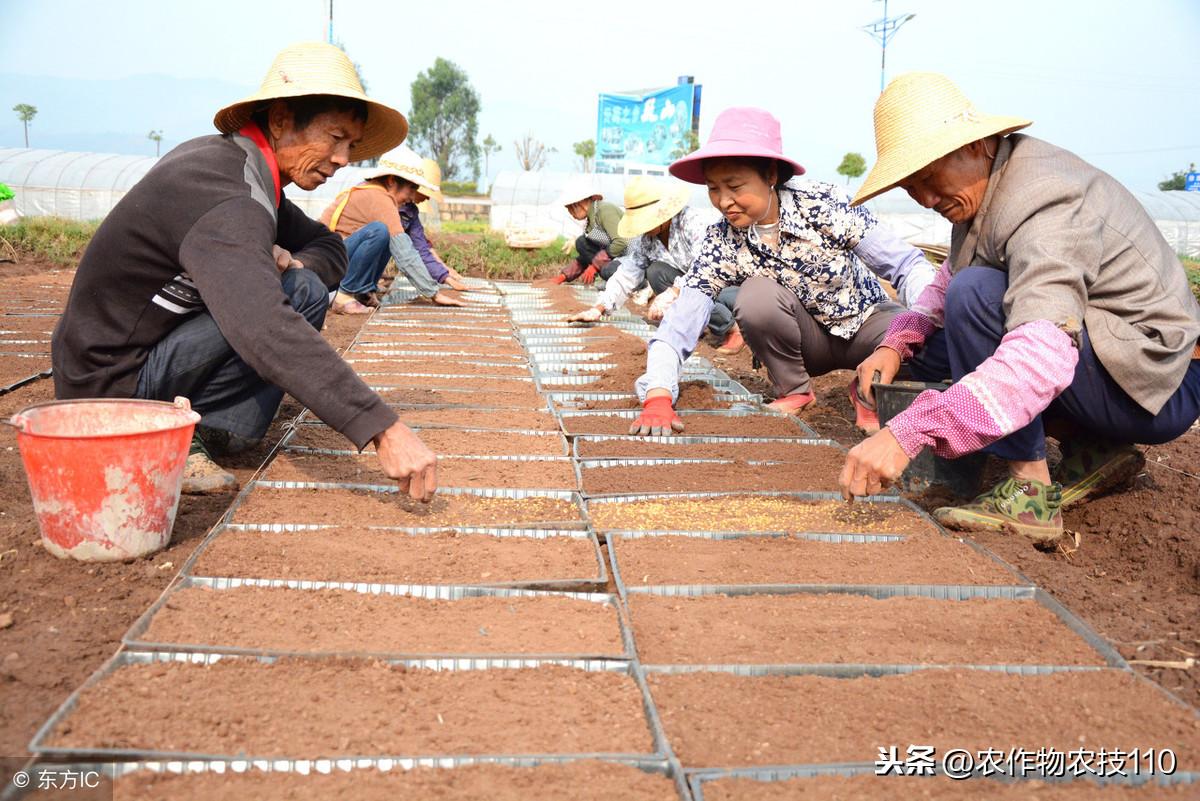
[10,399,201,562]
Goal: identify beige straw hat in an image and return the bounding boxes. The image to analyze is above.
[617,176,690,238]
[420,158,444,202]
[554,175,602,208]
[213,41,408,162]
[362,145,440,197]
[851,72,1031,206]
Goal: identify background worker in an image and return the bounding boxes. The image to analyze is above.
[410,156,469,291]
[629,107,938,436]
[551,176,629,285]
[840,72,1200,544]
[52,42,439,500]
[565,176,741,352]
[320,144,464,312]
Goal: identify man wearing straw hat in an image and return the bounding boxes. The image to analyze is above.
[52,42,440,502]
[320,145,465,313]
[565,176,743,352]
[839,72,1200,544]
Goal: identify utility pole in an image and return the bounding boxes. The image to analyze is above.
[861,0,916,93]
[327,0,334,44]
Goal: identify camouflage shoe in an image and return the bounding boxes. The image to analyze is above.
[1053,438,1144,508]
[934,477,1063,544]
[182,433,238,495]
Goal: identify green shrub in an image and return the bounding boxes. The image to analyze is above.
[0,183,13,203]
[440,180,478,196]
[5,216,99,266]
[440,219,490,235]
[1183,257,1200,302]
[439,231,569,280]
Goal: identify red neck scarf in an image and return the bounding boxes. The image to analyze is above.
[237,122,282,207]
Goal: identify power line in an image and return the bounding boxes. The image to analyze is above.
[861,0,916,94]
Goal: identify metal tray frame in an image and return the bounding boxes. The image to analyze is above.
[557,408,818,438]
[573,434,841,459]
[282,425,570,457]
[29,651,673,767]
[578,458,860,499]
[260,452,581,493]
[123,577,635,661]
[293,406,561,431]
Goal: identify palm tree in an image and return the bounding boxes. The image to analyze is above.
[13,104,37,148]
[148,130,163,157]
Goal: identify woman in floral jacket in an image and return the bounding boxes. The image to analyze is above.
[630,107,936,436]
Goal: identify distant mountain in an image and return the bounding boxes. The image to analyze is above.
[0,73,254,156]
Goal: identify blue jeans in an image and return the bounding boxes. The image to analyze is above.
[909,266,1200,461]
[339,221,390,295]
[135,268,329,443]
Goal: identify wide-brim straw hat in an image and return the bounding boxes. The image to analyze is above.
[669,107,805,185]
[420,158,444,202]
[213,41,408,163]
[554,175,602,207]
[851,72,1031,206]
[362,145,439,196]
[617,176,690,238]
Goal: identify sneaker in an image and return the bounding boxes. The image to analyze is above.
[716,324,746,355]
[331,291,372,315]
[1053,439,1145,507]
[934,477,1063,544]
[847,376,880,434]
[767,392,816,415]
[181,435,238,494]
[196,425,260,457]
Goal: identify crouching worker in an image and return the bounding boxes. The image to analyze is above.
[839,73,1200,544]
[321,144,465,312]
[630,107,938,436]
[565,177,743,351]
[551,177,628,285]
[51,42,440,500]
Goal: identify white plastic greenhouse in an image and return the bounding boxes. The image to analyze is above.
[2,148,1198,258]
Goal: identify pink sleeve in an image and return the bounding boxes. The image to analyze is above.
[885,320,1079,459]
[879,260,952,360]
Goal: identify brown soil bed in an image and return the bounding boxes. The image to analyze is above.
[357,334,526,352]
[0,341,51,354]
[377,388,547,408]
[590,496,937,535]
[193,527,600,585]
[612,533,1018,586]
[232,488,582,528]
[101,761,679,801]
[288,425,565,455]
[264,452,578,490]
[348,359,532,376]
[367,375,535,393]
[581,451,844,495]
[0,355,51,385]
[139,586,623,656]
[630,594,1103,665]
[649,668,1200,769]
[578,438,829,460]
[701,775,1198,800]
[574,381,732,411]
[47,660,654,757]
[396,407,560,431]
[563,413,808,437]
[0,318,57,335]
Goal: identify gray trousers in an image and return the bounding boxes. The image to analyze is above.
[646,260,738,339]
[135,268,329,444]
[734,275,903,396]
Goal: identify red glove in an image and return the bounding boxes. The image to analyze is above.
[551,274,567,285]
[629,395,684,437]
[580,265,600,285]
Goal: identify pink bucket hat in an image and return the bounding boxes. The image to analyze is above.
[669,107,806,185]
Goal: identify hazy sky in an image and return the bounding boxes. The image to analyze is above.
[2,0,1198,191]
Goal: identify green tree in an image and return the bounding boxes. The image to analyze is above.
[148,129,163,157]
[13,104,37,148]
[1159,163,1195,191]
[669,130,700,161]
[573,138,596,172]
[409,57,481,181]
[836,152,867,185]
[481,133,501,178]
[513,132,553,171]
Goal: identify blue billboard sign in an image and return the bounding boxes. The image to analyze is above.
[596,81,701,173]
[1186,171,1199,192]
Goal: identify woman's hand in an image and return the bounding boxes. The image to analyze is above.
[839,428,910,499]
[647,287,680,322]
[567,305,604,323]
[855,347,901,407]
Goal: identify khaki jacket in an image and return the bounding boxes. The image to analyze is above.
[950,134,1200,414]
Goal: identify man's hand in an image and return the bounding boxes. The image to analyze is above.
[373,421,438,502]
[431,291,466,307]
[629,393,684,437]
[839,428,910,500]
[647,286,680,323]
[272,245,303,273]
[567,305,604,323]
[855,347,901,407]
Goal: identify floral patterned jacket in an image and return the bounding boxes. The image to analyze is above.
[681,179,886,339]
